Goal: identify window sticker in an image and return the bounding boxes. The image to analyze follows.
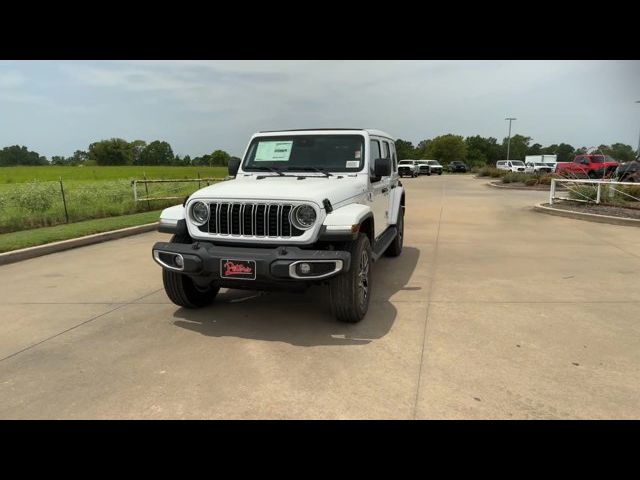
[255,141,293,162]
[354,150,361,159]
[346,160,360,168]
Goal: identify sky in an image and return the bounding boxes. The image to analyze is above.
[1,60,639,159]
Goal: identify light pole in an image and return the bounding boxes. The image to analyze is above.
[505,117,517,160]
[636,101,640,157]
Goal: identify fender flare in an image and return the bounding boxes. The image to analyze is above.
[319,203,374,242]
[388,185,405,224]
[158,204,187,235]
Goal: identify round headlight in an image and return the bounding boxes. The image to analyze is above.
[190,201,209,226]
[293,205,317,230]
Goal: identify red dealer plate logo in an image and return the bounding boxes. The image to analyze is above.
[220,259,256,280]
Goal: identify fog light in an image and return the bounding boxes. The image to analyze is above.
[299,262,311,275]
[174,255,184,268]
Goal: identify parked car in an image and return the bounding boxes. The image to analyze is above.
[496,160,526,172]
[448,161,468,173]
[398,160,419,177]
[424,160,443,175]
[525,154,557,171]
[615,157,640,182]
[555,154,619,178]
[152,128,405,323]
[415,160,432,175]
[525,162,554,174]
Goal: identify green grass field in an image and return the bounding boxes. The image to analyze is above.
[0,166,228,235]
[0,165,227,184]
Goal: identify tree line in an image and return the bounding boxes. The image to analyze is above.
[395,134,638,166]
[1,134,637,169]
[0,138,237,167]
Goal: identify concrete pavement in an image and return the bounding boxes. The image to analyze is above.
[0,175,638,419]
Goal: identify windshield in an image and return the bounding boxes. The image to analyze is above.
[242,134,365,173]
[399,161,413,165]
[512,161,525,166]
[427,161,440,165]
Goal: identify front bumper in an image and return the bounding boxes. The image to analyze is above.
[152,241,351,285]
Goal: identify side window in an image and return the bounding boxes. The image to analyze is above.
[369,140,381,180]
[381,141,389,160]
[390,142,398,171]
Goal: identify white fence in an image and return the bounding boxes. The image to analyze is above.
[549,178,640,205]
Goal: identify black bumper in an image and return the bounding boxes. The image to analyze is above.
[152,241,351,286]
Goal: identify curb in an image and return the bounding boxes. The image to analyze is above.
[0,222,159,266]
[533,203,640,227]
[486,181,554,191]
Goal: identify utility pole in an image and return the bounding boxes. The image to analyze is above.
[505,117,517,160]
[636,101,640,157]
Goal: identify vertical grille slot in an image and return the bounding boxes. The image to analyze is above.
[281,205,291,237]
[242,204,252,235]
[268,205,278,237]
[231,204,241,235]
[207,202,218,233]
[255,205,266,236]
[219,203,229,234]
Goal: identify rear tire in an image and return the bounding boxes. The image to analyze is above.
[329,234,372,323]
[162,234,219,308]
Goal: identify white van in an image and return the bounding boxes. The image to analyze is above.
[496,160,526,173]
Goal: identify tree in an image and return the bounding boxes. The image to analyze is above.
[209,149,231,167]
[50,156,67,165]
[414,139,431,159]
[70,150,89,166]
[183,155,192,166]
[130,140,147,165]
[395,139,415,160]
[139,140,175,165]
[0,145,48,166]
[527,143,543,155]
[424,134,467,165]
[542,143,574,163]
[465,135,501,166]
[598,143,636,162]
[501,134,531,160]
[88,138,134,166]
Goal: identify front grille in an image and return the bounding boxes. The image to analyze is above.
[199,202,304,238]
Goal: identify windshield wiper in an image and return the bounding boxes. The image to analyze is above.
[283,167,333,177]
[251,166,284,176]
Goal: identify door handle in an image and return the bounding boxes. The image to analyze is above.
[381,187,389,194]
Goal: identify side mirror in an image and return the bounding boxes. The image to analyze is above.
[374,157,391,177]
[228,158,241,176]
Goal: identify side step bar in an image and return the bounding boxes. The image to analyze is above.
[371,226,398,261]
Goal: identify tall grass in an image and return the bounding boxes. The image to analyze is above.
[0,177,222,233]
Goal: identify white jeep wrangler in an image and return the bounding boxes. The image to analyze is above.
[152,129,406,323]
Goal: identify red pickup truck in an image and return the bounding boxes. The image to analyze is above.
[555,154,619,178]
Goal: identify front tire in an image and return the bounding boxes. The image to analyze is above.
[162,234,219,308]
[329,234,372,323]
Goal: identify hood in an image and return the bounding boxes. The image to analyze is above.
[190,174,367,208]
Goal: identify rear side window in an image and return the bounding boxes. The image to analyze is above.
[369,140,381,177]
[389,142,398,171]
[381,141,389,160]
